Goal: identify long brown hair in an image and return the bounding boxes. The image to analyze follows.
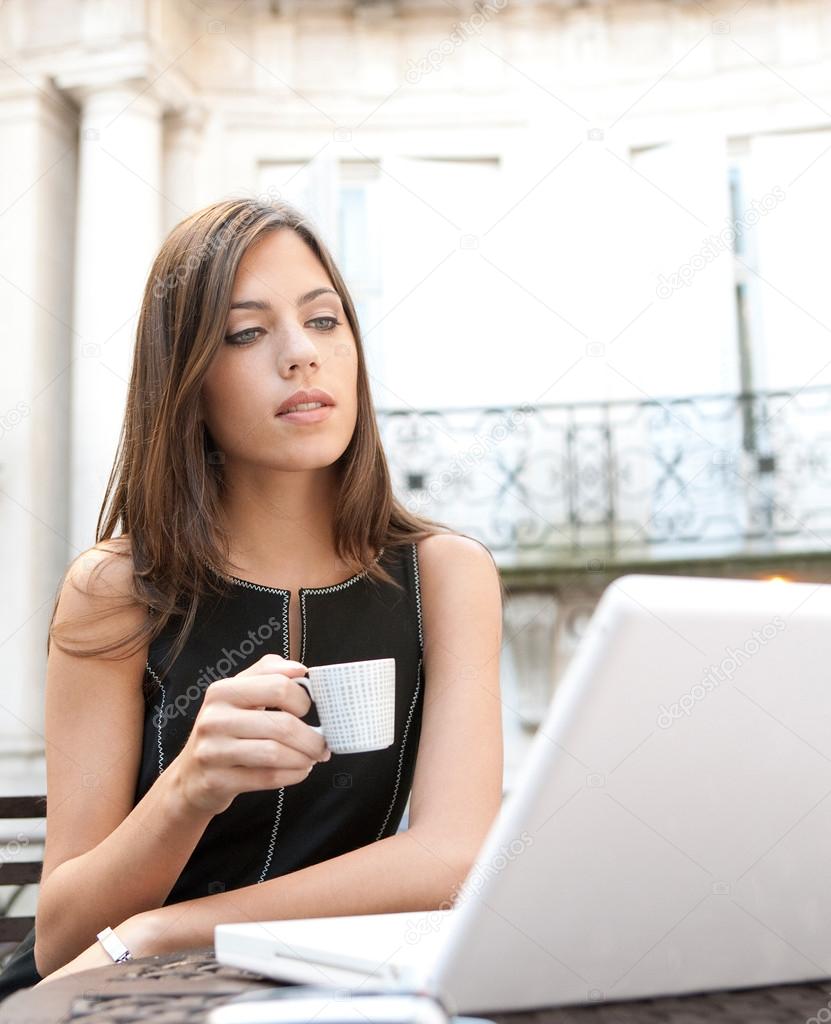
[48,196,465,693]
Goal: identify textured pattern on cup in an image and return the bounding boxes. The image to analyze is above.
[306,658,395,754]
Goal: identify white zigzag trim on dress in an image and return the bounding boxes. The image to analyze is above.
[257,787,285,883]
[204,547,384,599]
[375,542,424,840]
[258,591,291,882]
[298,547,385,664]
[146,662,167,775]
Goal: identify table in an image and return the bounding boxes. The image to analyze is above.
[1,947,830,1023]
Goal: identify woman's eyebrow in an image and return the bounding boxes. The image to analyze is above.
[229,287,340,312]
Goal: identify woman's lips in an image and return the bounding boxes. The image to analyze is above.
[276,404,334,425]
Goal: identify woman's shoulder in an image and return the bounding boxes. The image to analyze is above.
[415,530,496,567]
[59,536,144,630]
[55,535,148,653]
[411,532,503,670]
[415,530,500,592]
[65,535,136,596]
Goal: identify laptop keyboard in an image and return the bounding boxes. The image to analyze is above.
[9,949,831,1023]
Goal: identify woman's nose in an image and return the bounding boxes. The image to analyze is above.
[276,330,321,372]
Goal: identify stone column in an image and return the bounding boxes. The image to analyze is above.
[162,104,209,234]
[60,80,165,554]
[501,591,559,791]
[0,77,77,785]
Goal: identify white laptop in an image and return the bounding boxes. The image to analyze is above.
[215,573,831,1015]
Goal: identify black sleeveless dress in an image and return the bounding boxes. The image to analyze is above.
[0,541,425,1001]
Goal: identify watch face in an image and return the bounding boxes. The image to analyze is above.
[96,927,131,962]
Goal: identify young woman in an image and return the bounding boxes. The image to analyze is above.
[0,197,504,998]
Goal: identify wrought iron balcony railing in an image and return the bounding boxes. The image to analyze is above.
[376,384,831,567]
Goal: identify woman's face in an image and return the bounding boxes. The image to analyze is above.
[200,228,359,472]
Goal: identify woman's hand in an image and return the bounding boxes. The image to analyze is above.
[33,915,156,987]
[171,653,331,816]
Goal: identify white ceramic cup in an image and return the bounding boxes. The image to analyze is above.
[303,657,396,754]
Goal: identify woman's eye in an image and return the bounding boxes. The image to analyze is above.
[308,316,342,332]
[225,318,342,344]
[224,327,262,346]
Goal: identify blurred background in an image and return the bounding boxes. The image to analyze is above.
[1,0,830,934]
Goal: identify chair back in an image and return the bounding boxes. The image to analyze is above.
[0,795,46,947]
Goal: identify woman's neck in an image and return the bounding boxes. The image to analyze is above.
[219,464,343,582]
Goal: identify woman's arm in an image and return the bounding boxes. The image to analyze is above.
[112,533,506,957]
[36,818,470,986]
[36,764,214,978]
[120,825,471,959]
[404,533,504,863]
[34,545,216,978]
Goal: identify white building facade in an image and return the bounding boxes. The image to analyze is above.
[1,0,830,797]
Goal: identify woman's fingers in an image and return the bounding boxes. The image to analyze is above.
[237,654,308,678]
[218,737,317,772]
[221,707,329,762]
[222,762,320,793]
[208,673,312,718]
[175,655,330,813]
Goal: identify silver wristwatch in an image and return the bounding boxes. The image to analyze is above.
[96,926,134,963]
